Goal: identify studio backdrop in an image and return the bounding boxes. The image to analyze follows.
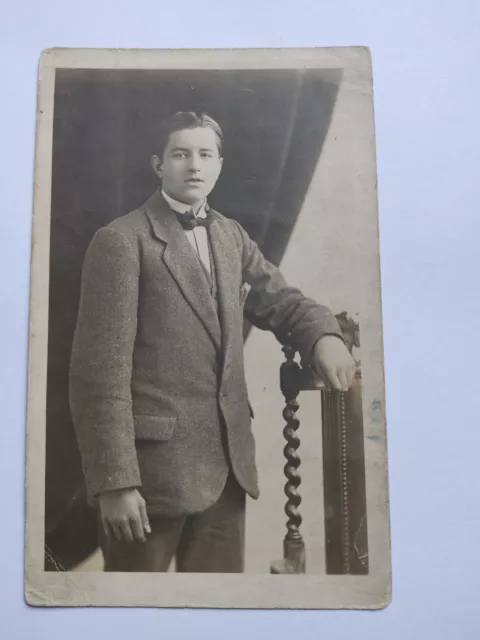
[45,67,367,574]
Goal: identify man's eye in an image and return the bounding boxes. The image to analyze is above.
[173,152,187,158]
[201,153,213,158]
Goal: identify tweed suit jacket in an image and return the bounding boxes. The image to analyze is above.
[69,189,343,517]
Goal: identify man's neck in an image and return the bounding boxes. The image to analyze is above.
[161,189,206,217]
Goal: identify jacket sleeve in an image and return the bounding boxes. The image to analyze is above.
[69,226,141,500]
[231,220,344,358]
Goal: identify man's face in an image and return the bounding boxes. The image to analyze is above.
[155,127,223,206]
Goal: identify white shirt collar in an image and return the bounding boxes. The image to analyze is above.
[161,189,207,219]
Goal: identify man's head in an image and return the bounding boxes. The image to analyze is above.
[151,111,224,207]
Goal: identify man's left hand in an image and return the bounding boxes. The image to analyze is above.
[313,335,356,392]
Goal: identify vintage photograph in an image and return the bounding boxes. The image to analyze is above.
[25,47,390,608]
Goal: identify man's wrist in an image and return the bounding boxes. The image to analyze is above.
[97,486,139,499]
[311,333,346,355]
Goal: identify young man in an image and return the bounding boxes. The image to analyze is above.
[70,111,356,573]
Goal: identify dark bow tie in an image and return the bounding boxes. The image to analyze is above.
[175,206,214,231]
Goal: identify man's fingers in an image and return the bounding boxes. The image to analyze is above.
[118,518,134,543]
[314,362,338,391]
[101,517,109,539]
[337,369,349,392]
[130,514,147,543]
[110,521,123,541]
[138,499,151,536]
[324,368,343,391]
[349,361,357,385]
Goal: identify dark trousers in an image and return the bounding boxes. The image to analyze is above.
[99,472,246,572]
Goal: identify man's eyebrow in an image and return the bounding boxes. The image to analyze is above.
[169,146,216,152]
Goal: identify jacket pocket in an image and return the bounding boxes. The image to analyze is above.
[134,415,177,441]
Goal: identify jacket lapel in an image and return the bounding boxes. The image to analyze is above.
[143,190,222,352]
[208,214,238,371]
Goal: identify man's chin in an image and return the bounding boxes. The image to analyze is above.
[172,188,209,205]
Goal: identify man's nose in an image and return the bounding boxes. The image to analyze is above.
[187,153,201,172]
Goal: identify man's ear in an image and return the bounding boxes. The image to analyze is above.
[151,154,163,179]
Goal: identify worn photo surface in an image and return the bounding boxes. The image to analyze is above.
[26,47,390,608]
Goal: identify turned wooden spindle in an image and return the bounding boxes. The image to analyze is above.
[270,343,305,574]
[270,313,369,575]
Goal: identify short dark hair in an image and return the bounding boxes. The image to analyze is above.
[157,111,224,157]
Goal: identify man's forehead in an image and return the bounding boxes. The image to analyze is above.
[166,127,218,149]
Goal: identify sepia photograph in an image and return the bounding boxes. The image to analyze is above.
[25,46,390,608]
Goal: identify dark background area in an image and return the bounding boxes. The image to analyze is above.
[45,67,342,568]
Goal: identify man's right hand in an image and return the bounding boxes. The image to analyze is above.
[99,488,151,543]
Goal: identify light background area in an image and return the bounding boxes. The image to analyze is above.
[2,0,480,637]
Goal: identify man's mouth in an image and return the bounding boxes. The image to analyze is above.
[185,178,204,184]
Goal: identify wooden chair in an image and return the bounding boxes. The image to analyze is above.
[271,312,369,575]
